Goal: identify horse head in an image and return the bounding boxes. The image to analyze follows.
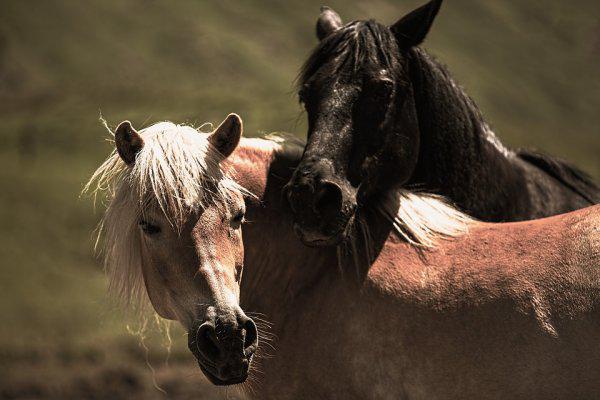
[91,115,257,385]
[286,0,443,246]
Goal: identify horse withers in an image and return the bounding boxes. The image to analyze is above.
[88,115,600,399]
[286,0,599,246]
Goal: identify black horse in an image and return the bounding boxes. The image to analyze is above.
[286,0,599,246]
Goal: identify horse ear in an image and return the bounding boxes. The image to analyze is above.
[209,113,243,159]
[390,0,442,49]
[115,120,144,165]
[316,6,342,40]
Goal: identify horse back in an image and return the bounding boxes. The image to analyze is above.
[518,149,600,205]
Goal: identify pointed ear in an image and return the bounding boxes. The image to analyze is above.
[115,120,144,165]
[316,6,343,40]
[390,0,442,49]
[209,113,242,159]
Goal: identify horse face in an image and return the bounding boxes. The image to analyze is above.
[139,191,257,386]
[286,1,442,246]
[117,115,258,386]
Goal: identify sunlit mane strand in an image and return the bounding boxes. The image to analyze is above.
[340,189,475,275]
[84,121,250,308]
[377,189,475,248]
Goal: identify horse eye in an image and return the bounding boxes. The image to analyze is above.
[367,77,394,95]
[139,220,161,235]
[231,210,245,228]
[298,89,307,104]
[298,84,311,104]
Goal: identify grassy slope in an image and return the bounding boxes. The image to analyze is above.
[0,0,598,397]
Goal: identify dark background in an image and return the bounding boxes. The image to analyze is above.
[1,1,598,398]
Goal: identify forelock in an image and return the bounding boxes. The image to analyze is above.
[88,121,249,229]
[298,20,400,88]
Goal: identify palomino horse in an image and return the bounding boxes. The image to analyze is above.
[288,0,599,245]
[88,115,600,399]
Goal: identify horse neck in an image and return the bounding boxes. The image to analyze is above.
[406,48,527,219]
[230,139,337,330]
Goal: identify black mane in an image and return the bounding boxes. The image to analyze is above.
[298,20,401,87]
[409,47,488,128]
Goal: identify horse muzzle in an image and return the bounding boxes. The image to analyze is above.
[188,307,258,386]
[286,160,357,246]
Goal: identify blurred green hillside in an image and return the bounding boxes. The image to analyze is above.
[0,0,598,398]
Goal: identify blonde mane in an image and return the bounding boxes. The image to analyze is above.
[378,190,475,248]
[85,121,248,308]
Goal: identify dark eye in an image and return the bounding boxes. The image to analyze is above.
[230,210,245,229]
[139,220,161,235]
[365,77,394,98]
[298,84,310,104]
[357,78,394,128]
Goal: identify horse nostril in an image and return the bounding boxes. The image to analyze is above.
[196,322,220,361]
[314,181,343,217]
[293,223,304,239]
[242,319,258,357]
